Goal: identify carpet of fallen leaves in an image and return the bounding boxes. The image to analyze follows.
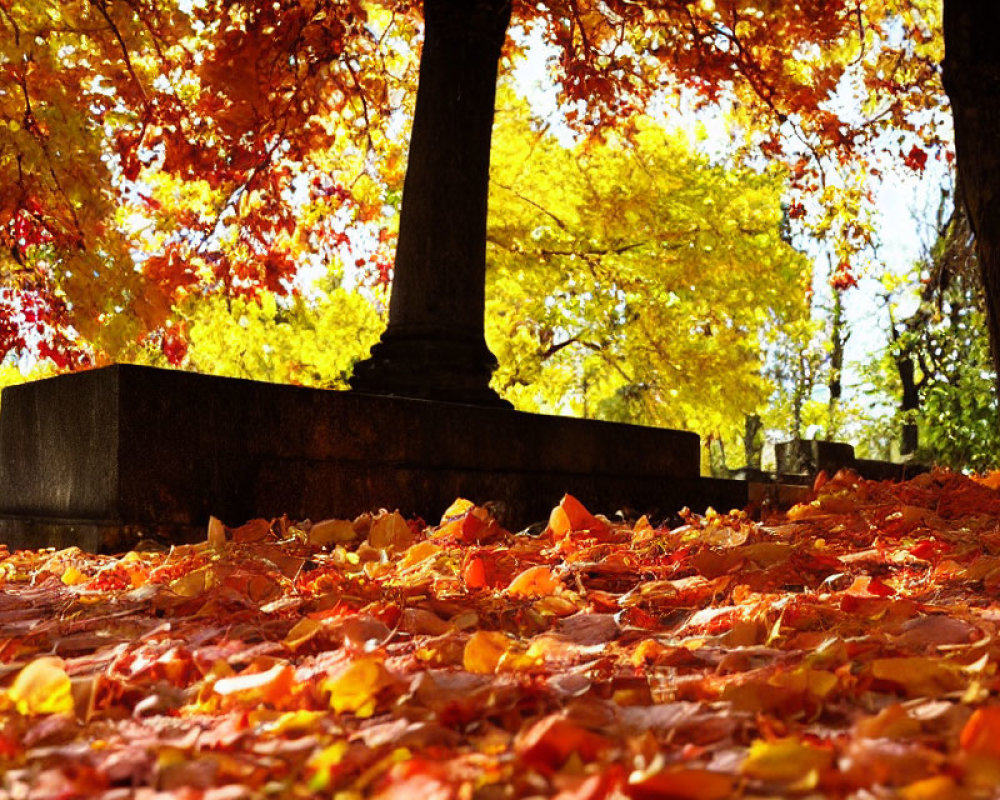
[7,470,1000,798]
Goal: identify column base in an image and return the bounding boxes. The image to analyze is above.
[350,330,513,408]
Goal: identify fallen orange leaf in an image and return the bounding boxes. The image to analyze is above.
[961,706,1000,759]
[463,630,511,674]
[516,715,612,771]
[505,565,561,598]
[547,494,610,539]
[626,767,736,800]
[213,663,295,707]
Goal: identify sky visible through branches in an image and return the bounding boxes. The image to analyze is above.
[509,25,957,456]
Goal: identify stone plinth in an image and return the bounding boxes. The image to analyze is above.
[0,366,737,552]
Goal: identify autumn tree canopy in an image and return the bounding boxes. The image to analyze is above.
[0,0,948,403]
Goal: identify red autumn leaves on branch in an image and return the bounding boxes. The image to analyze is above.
[4,469,1000,796]
[0,1,946,366]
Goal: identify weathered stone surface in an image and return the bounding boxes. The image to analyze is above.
[0,365,727,551]
[0,517,151,555]
[747,481,812,513]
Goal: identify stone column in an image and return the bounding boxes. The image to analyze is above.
[349,0,513,407]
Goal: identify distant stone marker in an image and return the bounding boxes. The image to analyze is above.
[775,439,927,483]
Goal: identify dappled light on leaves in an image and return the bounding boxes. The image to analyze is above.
[7,471,1000,794]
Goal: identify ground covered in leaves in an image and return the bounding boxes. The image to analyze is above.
[6,471,1000,798]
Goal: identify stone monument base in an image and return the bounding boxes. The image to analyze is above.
[0,366,747,552]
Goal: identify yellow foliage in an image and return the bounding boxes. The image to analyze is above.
[486,90,812,451]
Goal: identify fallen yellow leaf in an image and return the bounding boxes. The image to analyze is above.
[284,617,323,651]
[308,518,357,547]
[868,657,965,697]
[207,515,226,549]
[741,737,833,786]
[898,775,960,800]
[440,498,475,522]
[398,540,442,570]
[323,657,392,716]
[7,657,74,716]
[60,565,88,586]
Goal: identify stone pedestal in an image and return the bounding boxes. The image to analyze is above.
[0,366,742,552]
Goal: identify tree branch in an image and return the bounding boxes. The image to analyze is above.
[491,180,571,231]
[88,0,149,104]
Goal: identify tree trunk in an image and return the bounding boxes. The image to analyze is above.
[707,434,728,478]
[349,0,513,407]
[828,286,845,427]
[897,356,920,456]
[943,1,1000,392]
[743,413,763,470]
